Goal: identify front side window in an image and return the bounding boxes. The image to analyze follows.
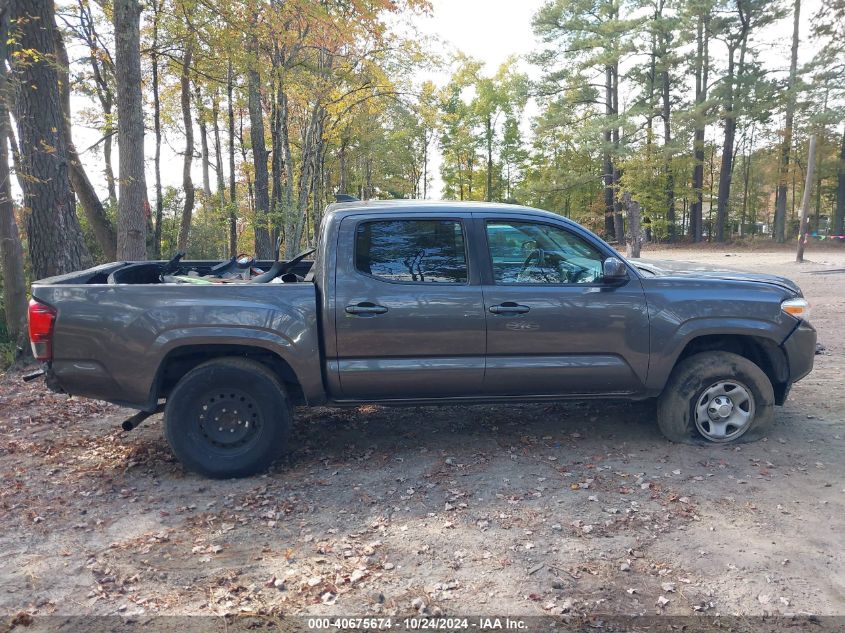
[486,221,604,284]
[355,220,468,283]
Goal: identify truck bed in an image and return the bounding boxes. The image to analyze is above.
[31,260,324,410]
[35,259,315,285]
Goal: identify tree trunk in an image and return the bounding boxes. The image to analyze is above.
[311,140,328,243]
[708,142,716,239]
[270,81,284,247]
[212,91,226,214]
[280,90,295,253]
[690,11,709,242]
[773,0,801,243]
[741,128,754,234]
[9,0,91,278]
[238,106,255,218]
[339,138,348,193]
[227,59,237,257]
[248,66,272,258]
[791,165,797,226]
[195,83,212,197]
[796,135,817,263]
[834,125,845,235]
[623,192,642,258]
[645,14,657,150]
[716,43,741,241]
[715,97,736,241]
[103,107,117,208]
[422,129,429,198]
[54,29,116,261]
[77,0,117,209]
[177,45,195,252]
[716,3,752,243]
[0,13,27,349]
[485,115,493,202]
[0,122,26,347]
[152,0,163,258]
[603,66,615,239]
[661,57,675,242]
[466,152,474,199]
[113,0,148,260]
[611,63,624,245]
[287,103,321,258]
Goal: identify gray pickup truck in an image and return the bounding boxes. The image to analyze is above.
[28,200,816,478]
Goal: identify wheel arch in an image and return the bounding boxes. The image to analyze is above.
[668,333,789,404]
[150,344,306,409]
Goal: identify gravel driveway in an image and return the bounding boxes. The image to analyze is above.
[1,245,843,619]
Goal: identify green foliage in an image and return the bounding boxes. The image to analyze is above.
[34,0,845,269]
[514,0,845,241]
[437,56,529,203]
[0,290,18,368]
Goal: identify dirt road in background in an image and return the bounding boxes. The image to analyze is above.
[1,246,843,618]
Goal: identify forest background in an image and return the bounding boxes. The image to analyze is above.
[0,0,843,361]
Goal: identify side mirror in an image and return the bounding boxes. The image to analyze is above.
[602,256,629,282]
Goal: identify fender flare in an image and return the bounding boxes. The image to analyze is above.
[647,318,788,392]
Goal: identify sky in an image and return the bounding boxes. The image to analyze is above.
[408,0,824,198]
[67,0,825,203]
[404,0,548,196]
[415,0,547,76]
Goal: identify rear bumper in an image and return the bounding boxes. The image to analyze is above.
[42,363,65,393]
[783,321,816,384]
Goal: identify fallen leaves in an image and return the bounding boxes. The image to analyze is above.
[2,365,841,619]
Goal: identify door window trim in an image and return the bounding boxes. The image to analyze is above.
[480,218,613,287]
[351,217,472,286]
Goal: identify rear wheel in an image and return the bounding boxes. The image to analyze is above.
[657,351,774,444]
[164,357,291,478]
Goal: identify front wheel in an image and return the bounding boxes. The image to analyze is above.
[657,351,774,444]
[164,357,292,478]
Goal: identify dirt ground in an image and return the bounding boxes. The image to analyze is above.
[1,246,844,620]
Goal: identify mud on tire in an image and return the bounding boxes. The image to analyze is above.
[657,351,774,444]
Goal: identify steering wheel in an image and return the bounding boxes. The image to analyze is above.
[518,248,554,283]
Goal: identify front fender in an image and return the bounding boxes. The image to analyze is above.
[642,279,797,392]
[646,317,793,392]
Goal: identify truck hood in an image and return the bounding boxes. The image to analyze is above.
[631,258,802,295]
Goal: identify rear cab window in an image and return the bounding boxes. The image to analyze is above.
[355,219,468,284]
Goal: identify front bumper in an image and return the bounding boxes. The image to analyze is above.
[783,321,816,384]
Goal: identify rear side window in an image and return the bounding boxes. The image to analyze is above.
[355,220,468,283]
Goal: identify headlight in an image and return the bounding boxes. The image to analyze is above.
[781,297,810,321]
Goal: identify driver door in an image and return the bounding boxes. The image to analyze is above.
[479,216,650,396]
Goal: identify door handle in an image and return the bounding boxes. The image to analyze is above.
[489,303,530,315]
[345,302,388,315]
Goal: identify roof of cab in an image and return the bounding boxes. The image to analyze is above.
[323,199,569,223]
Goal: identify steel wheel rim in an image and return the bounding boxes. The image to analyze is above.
[197,389,262,452]
[694,380,755,442]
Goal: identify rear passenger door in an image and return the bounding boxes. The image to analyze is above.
[331,213,486,399]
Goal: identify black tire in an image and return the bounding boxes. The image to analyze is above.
[657,351,774,445]
[164,357,291,478]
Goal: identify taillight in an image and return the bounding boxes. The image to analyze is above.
[28,299,57,361]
